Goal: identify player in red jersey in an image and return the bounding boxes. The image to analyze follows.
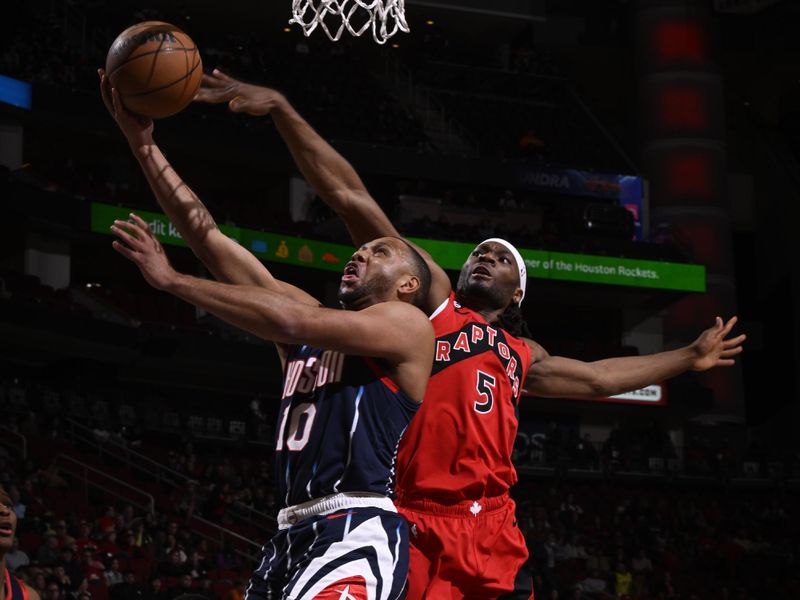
[195,73,746,599]
[1,487,40,600]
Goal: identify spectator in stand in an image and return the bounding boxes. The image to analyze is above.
[631,548,653,574]
[142,577,169,600]
[8,485,26,521]
[575,434,599,470]
[96,507,116,533]
[168,574,194,599]
[194,579,214,600]
[117,530,143,560]
[69,577,91,600]
[104,557,124,587]
[79,547,105,581]
[185,551,208,580]
[59,547,85,590]
[97,530,121,557]
[52,521,74,548]
[74,522,94,553]
[44,579,62,600]
[579,569,611,598]
[6,537,30,572]
[29,572,48,597]
[158,549,189,578]
[51,564,74,594]
[36,534,61,567]
[613,561,632,598]
[110,572,143,600]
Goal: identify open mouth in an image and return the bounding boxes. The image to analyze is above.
[471,265,492,279]
[0,522,13,537]
[341,262,360,282]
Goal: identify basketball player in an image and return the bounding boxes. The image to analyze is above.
[1,487,40,600]
[100,70,435,600]
[195,72,745,598]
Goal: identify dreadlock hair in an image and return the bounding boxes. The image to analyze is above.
[493,302,532,338]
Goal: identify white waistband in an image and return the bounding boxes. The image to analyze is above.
[277,492,396,530]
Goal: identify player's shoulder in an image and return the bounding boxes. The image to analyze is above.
[520,336,549,363]
[366,300,432,328]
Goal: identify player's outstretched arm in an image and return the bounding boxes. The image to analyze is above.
[111,216,434,401]
[98,69,314,306]
[523,317,745,398]
[195,69,393,245]
[195,70,452,312]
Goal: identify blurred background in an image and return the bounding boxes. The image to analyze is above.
[1,0,798,598]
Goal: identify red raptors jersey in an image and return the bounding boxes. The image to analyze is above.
[396,292,532,503]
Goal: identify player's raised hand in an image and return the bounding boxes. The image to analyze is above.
[110,213,176,291]
[194,68,286,116]
[689,316,746,372]
[98,68,154,148]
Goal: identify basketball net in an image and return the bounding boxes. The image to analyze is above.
[289,0,409,45]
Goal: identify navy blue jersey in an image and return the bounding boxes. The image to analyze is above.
[275,344,419,508]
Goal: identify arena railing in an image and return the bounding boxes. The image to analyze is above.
[0,425,27,460]
[55,454,156,514]
[55,454,263,562]
[65,418,278,533]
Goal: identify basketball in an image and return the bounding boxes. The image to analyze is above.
[105,21,202,119]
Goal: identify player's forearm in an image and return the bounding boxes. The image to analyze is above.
[164,273,303,344]
[592,346,697,396]
[131,143,221,257]
[271,99,366,208]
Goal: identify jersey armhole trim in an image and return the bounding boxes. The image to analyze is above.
[429,294,451,321]
[364,357,400,393]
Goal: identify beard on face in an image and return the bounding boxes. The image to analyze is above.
[456,267,512,311]
[337,271,395,310]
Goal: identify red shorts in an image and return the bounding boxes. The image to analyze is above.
[397,494,533,599]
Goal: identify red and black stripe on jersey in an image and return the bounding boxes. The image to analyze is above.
[431,321,526,404]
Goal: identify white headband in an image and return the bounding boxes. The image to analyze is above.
[478,238,527,305]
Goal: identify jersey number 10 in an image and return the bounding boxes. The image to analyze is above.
[275,402,318,451]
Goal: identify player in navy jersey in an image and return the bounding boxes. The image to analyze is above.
[100,72,435,600]
[192,73,746,599]
[1,487,40,600]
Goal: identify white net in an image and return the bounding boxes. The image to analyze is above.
[289,0,409,45]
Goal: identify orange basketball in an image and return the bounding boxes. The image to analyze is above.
[105,21,202,119]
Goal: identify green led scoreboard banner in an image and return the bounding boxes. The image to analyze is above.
[91,203,705,293]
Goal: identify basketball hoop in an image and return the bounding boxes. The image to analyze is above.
[289,0,409,45]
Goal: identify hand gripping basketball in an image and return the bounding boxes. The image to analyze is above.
[105,21,203,118]
[99,68,154,148]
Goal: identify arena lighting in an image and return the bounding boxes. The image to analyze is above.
[666,153,712,196]
[654,20,706,64]
[658,87,707,129]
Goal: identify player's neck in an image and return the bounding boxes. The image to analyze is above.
[457,293,504,324]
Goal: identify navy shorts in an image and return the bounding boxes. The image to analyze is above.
[246,507,408,600]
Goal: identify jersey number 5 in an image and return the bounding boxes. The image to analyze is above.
[474,370,496,414]
[275,402,317,452]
